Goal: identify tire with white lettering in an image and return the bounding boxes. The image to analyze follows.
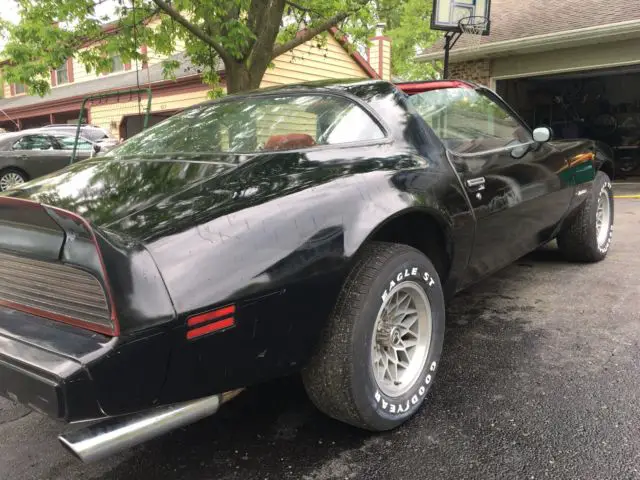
[557,171,613,262]
[301,241,445,431]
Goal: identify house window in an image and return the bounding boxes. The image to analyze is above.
[13,83,26,95]
[110,55,124,73]
[56,63,69,85]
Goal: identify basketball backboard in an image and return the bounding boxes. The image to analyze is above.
[431,0,491,35]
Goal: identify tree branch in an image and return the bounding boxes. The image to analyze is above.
[285,0,308,10]
[151,0,230,63]
[285,0,322,15]
[246,0,286,69]
[273,0,371,57]
[272,12,349,57]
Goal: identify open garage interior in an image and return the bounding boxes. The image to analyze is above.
[119,110,180,139]
[496,65,640,177]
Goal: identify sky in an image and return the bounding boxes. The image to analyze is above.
[1,1,19,25]
[0,1,19,50]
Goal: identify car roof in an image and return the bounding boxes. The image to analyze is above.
[28,124,112,141]
[232,78,481,95]
[187,78,482,113]
[39,124,106,130]
[241,78,383,94]
[0,128,95,144]
[194,78,387,105]
[0,131,23,146]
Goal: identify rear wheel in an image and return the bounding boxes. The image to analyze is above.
[302,242,445,431]
[0,168,27,192]
[557,171,613,262]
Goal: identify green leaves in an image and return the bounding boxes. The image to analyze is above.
[0,0,439,96]
[380,0,442,80]
[160,59,180,79]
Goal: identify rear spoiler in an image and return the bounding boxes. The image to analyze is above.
[395,80,474,95]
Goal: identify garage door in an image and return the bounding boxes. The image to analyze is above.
[496,64,640,176]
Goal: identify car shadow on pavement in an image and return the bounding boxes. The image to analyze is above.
[91,260,547,480]
[519,241,567,264]
[93,375,374,479]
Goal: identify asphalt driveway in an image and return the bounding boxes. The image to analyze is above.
[1,198,639,480]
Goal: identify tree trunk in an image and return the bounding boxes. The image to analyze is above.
[224,60,267,94]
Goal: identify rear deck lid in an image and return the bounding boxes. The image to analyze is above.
[1,156,238,241]
[0,197,65,261]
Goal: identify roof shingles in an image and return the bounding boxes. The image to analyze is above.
[422,0,640,54]
[0,52,201,111]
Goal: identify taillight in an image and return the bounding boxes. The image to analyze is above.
[47,207,119,336]
[0,198,119,336]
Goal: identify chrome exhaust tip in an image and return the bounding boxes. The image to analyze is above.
[59,393,230,463]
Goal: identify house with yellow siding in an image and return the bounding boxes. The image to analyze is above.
[0,26,391,139]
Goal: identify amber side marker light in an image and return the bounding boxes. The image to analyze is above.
[186,305,236,339]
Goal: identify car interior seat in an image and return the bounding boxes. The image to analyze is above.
[263,133,316,151]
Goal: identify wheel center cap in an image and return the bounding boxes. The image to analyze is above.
[390,328,402,347]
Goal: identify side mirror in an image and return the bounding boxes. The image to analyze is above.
[533,126,552,143]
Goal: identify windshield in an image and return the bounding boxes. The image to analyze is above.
[106,94,385,158]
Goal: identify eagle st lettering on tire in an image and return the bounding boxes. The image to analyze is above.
[381,267,436,302]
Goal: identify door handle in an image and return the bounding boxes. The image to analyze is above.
[465,177,486,191]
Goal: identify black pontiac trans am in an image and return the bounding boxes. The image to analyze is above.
[0,79,614,462]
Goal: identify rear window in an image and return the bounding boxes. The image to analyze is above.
[106,94,385,157]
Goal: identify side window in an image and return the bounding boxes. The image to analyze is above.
[55,136,93,150]
[254,96,385,150]
[13,135,55,151]
[408,87,532,154]
[108,94,386,157]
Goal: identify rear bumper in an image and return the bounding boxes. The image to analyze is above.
[0,306,112,421]
[0,345,63,418]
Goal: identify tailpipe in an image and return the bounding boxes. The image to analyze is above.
[59,390,243,463]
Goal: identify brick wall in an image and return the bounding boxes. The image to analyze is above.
[449,59,491,86]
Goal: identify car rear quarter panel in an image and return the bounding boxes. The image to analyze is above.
[134,146,474,403]
[0,154,26,177]
[0,152,48,181]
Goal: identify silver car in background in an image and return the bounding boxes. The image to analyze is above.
[0,128,100,191]
[38,124,119,152]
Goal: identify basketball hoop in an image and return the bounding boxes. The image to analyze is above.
[458,16,489,49]
[430,0,492,78]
